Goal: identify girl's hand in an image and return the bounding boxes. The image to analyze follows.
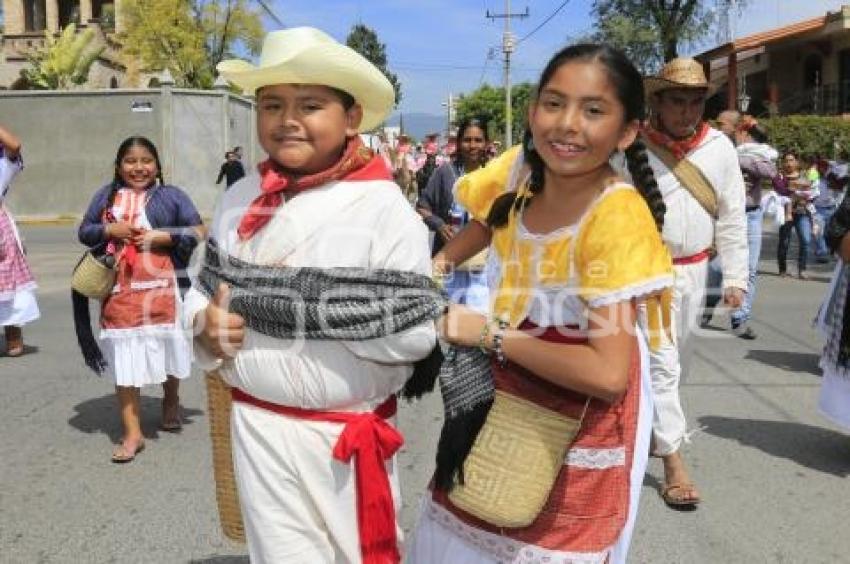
[106,221,133,240]
[437,304,487,347]
[131,229,172,250]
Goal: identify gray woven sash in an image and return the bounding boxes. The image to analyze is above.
[197,240,493,421]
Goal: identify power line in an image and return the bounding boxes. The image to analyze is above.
[478,46,499,86]
[255,0,285,28]
[517,0,570,45]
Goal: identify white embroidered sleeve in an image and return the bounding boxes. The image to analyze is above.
[715,140,749,290]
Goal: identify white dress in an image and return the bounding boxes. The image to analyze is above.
[99,189,192,387]
[407,183,672,564]
[0,151,39,327]
[816,262,850,430]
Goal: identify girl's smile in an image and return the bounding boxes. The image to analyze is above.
[528,61,635,184]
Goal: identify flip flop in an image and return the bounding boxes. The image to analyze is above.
[111,440,145,463]
[661,483,701,508]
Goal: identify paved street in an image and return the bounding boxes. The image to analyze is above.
[1,224,849,563]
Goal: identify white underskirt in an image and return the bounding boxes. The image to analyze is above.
[819,362,850,431]
[100,326,192,387]
[0,284,40,326]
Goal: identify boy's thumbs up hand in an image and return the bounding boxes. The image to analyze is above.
[196,283,245,360]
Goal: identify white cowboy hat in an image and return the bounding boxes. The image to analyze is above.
[645,57,718,99]
[217,27,395,132]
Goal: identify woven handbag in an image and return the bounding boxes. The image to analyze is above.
[448,390,589,528]
[205,371,246,542]
[71,250,116,299]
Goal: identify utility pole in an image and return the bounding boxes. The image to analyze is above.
[487,1,528,148]
[442,93,455,140]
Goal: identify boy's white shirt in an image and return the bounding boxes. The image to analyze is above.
[183,171,436,411]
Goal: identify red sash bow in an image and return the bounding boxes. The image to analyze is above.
[231,389,403,564]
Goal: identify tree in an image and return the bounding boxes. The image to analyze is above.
[591,0,748,72]
[193,0,264,73]
[455,82,534,144]
[21,24,104,89]
[345,24,402,106]
[119,0,263,88]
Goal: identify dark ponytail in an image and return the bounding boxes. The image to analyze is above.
[625,138,665,232]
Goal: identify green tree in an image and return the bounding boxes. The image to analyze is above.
[345,23,402,106]
[455,82,534,144]
[119,0,263,88]
[21,24,104,89]
[591,0,748,72]
[193,0,264,73]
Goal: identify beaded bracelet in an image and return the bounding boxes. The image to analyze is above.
[491,316,509,366]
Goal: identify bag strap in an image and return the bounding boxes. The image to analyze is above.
[642,135,719,218]
[577,397,591,426]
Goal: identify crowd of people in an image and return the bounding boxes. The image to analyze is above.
[3,23,850,564]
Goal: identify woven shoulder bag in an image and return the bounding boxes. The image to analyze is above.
[71,250,116,300]
[448,389,589,528]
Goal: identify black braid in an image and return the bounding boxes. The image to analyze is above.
[625,138,665,232]
[102,179,122,217]
[486,130,545,229]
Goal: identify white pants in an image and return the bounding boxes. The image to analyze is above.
[231,401,403,564]
[650,260,707,456]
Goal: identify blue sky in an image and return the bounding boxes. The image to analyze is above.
[270,0,844,115]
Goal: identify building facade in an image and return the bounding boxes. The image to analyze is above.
[0,0,127,89]
[697,5,850,117]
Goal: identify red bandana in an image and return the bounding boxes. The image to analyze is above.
[237,136,392,240]
[642,121,711,160]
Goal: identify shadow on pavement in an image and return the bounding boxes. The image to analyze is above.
[68,393,204,442]
[743,349,821,375]
[699,416,850,477]
[189,557,249,564]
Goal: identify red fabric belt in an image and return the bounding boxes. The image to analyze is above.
[231,389,402,564]
[673,248,710,265]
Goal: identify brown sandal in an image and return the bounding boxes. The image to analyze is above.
[111,439,145,463]
[661,483,701,507]
[4,326,23,357]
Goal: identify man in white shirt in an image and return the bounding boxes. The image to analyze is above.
[641,59,748,508]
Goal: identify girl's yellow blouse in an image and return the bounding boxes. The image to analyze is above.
[455,145,674,348]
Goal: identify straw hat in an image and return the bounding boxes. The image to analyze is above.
[645,57,717,99]
[217,27,395,131]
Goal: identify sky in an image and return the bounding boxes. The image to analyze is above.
[269,0,845,115]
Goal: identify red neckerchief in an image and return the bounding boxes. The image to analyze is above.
[237,136,391,240]
[642,121,711,160]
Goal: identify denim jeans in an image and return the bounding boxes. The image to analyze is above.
[704,256,723,314]
[814,204,837,257]
[704,208,763,326]
[731,208,763,326]
[443,268,489,314]
[777,212,812,274]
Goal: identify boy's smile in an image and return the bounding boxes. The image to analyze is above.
[257,84,363,175]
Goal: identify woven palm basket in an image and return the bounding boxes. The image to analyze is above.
[70,252,115,300]
[448,390,582,528]
[205,371,246,542]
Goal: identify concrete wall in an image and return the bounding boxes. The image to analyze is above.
[0,86,259,218]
